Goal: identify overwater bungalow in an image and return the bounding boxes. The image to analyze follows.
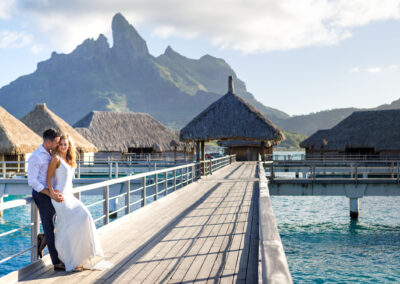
[180,76,284,161]
[218,140,274,161]
[300,109,400,159]
[0,106,42,173]
[74,111,190,160]
[20,103,97,162]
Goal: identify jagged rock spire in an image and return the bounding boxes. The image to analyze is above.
[112,13,149,59]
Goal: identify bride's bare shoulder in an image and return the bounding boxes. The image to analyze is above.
[50,155,61,168]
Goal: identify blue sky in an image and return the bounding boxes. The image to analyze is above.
[1,0,400,116]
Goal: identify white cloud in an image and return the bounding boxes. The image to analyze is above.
[0,0,15,19]
[12,0,400,53]
[366,67,382,74]
[349,65,399,75]
[0,30,32,48]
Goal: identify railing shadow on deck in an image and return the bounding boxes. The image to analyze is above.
[0,156,236,282]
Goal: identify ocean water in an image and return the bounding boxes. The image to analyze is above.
[271,196,400,283]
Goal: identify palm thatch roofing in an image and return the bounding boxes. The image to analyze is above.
[180,76,285,143]
[74,111,186,152]
[300,109,400,151]
[0,106,42,154]
[21,103,97,153]
[218,140,273,148]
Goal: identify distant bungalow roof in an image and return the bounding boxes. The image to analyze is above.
[74,111,185,152]
[0,106,42,154]
[300,109,400,151]
[21,103,97,153]
[180,76,285,143]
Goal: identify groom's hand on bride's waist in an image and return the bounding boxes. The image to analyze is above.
[52,190,64,203]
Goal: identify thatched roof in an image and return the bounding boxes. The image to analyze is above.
[180,76,285,143]
[74,111,186,152]
[21,104,97,153]
[300,109,400,151]
[218,140,273,148]
[0,106,42,154]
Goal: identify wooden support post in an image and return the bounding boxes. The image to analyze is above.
[196,142,200,162]
[77,161,81,179]
[201,141,205,176]
[192,165,195,183]
[1,154,5,178]
[103,185,109,225]
[209,160,212,175]
[142,176,146,207]
[17,154,20,172]
[164,172,168,195]
[125,180,130,215]
[392,162,395,179]
[30,201,40,262]
[261,141,266,162]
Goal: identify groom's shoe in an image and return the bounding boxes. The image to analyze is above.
[54,262,65,271]
[37,234,47,258]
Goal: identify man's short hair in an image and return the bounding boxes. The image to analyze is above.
[43,128,61,142]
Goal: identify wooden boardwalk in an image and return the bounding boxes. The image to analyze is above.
[20,162,259,283]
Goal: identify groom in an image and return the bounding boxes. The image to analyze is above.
[28,128,65,270]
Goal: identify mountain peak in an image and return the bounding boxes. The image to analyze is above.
[111,13,149,59]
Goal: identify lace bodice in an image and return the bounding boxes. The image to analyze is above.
[54,157,75,193]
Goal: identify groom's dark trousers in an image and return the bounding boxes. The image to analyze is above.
[32,190,61,265]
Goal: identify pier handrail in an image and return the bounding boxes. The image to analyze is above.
[0,155,235,269]
[258,162,293,283]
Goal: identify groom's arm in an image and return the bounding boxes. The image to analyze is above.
[27,155,45,193]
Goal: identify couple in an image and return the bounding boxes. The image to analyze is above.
[28,129,103,272]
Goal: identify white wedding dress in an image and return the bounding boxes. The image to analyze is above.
[51,157,104,272]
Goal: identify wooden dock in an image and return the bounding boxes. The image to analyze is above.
[18,162,260,283]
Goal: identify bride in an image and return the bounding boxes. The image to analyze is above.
[46,133,104,272]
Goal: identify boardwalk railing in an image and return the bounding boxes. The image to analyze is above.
[258,162,293,283]
[0,155,235,269]
[266,160,400,183]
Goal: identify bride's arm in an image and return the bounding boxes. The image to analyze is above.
[47,156,63,203]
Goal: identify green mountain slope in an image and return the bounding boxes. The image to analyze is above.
[0,13,288,129]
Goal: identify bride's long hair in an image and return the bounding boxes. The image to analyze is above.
[55,133,77,167]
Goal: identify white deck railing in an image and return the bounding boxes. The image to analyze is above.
[0,155,235,269]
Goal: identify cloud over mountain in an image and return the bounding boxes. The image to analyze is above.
[11,0,400,53]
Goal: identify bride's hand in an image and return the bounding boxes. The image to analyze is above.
[52,190,64,203]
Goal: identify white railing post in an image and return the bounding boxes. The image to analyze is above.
[77,161,81,179]
[2,162,6,178]
[180,168,183,188]
[30,202,40,262]
[155,173,159,200]
[210,160,213,175]
[142,176,147,206]
[109,162,113,179]
[125,181,130,215]
[103,185,109,225]
[173,169,177,191]
[192,165,195,183]
[164,172,168,195]
[115,162,119,179]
